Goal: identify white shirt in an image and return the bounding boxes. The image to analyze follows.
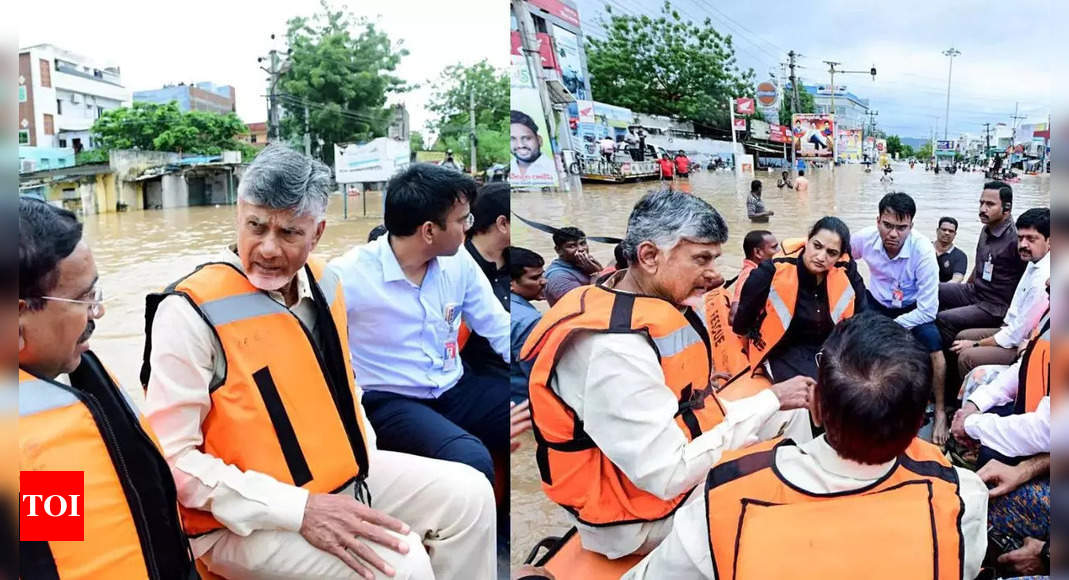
[991,253,1049,348]
[552,330,784,558]
[851,226,940,329]
[965,352,1051,458]
[624,435,988,580]
[510,152,558,185]
[144,248,378,557]
[330,236,509,399]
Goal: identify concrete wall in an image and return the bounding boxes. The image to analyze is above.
[161,173,188,208]
[109,149,181,180]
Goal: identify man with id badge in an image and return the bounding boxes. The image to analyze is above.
[850,193,949,444]
[330,164,511,487]
[937,181,1028,347]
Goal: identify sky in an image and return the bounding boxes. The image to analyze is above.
[574,0,1052,139]
[17,0,509,138]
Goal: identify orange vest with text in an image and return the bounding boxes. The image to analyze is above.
[19,353,195,579]
[704,438,965,580]
[143,257,370,537]
[1016,310,1050,414]
[746,251,857,371]
[521,284,725,526]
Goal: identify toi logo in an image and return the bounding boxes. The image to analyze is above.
[20,471,84,541]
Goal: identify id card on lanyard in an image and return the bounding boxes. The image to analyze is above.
[982,254,994,282]
[443,302,460,371]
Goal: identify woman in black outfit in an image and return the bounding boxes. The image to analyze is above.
[732,216,867,382]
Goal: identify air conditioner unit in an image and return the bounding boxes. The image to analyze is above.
[21,160,35,173]
[70,93,81,104]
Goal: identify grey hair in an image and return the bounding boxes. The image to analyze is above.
[622,189,729,263]
[238,144,332,219]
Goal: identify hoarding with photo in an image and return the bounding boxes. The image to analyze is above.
[553,26,589,99]
[837,128,862,161]
[511,87,559,187]
[792,114,835,159]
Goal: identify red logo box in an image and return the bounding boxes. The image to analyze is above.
[20,471,84,541]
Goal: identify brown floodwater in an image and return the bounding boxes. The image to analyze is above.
[509,163,1050,565]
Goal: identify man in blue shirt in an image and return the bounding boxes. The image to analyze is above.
[850,192,949,445]
[509,246,546,403]
[544,226,603,306]
[330,164,510,484]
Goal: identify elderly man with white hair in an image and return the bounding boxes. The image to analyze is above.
[520,189,814,559]
[142,145,495,579]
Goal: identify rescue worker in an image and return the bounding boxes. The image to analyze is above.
[18,198,197,579]
[521,189,814,559]
[732,216,867,382]
[142,145,495,579]
[625,312,988,579]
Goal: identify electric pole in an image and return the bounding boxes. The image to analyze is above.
[942,48,960,139]
[303,104,311,156]
[258,34,289,144]
[982,122,992,167]
[1010,102,1026,141]
[469,88,477,177]
[788,50,800,177]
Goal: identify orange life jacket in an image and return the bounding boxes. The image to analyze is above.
[521,283,725,526]
[745,252,857,371]
[19,353,195,579]
[776,237,807,257]
[142,257,370,537]
[700,286,750,378]
[705,437,965,580]
[1016,309,1050,414]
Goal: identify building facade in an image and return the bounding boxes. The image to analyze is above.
[18,44,130,154]
[239,122,268,147]
[133,82,236,115]
[803,84,870,131]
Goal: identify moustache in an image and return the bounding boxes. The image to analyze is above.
[78,320,95,343]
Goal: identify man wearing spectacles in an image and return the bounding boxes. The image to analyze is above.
[17,198,196,579]
[331,163,510,489]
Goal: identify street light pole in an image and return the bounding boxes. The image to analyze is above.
[942,47,960,140]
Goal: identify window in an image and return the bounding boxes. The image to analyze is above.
[43,114,54,135]
[250,134,257,143]
[18,85,27,102]
[97,106,105,118]
[40,159,50,169]
[18,130,29,145]
[58,139,67,148]
[39,59,51,88]
[56,98,62,115]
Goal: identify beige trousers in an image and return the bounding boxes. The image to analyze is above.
[200,450,496,579]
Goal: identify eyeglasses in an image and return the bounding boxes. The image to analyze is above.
[40,286,106,317]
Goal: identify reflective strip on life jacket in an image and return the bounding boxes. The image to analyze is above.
[523,284,725,526]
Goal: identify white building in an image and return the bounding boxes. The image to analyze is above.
[18,44,130,153]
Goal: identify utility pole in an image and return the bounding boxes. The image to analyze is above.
[1009,102,1026,167]
[258,34,288,144]
[303,104,311,156]
[942,48,960,139]
[982,122,992,168]
[788,50,800,177]
[469,88,477,177]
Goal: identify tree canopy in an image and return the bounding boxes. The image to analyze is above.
[585,1,755,127]
[88,101,254,162]
[425,60,509,169]
[778,84,816,126]
[279,0,408,164]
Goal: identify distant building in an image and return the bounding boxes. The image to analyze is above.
[134,82,236,115]
[18,43,130,156]
[802,84,870,131]
[388,104,409,142]
[239,122,268,147]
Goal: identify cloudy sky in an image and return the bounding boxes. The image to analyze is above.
[17,0,508,137]
[575,0,1052,139]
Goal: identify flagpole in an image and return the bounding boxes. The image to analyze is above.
[729,96,740,180]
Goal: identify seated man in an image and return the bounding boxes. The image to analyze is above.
[331,163,510,485]
[728,229,779,325]
[143,146,495,579]
[461,182,510,379]
[509,246,546,403]
[19,198,197,579]
[626,312,988,579]
[543,226,603,306]
[522,189,814,559]
[951,304,1050,469]
[949,208,1050,377]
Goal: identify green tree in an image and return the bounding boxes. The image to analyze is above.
[917,142,933,160]
[585,1,755,127]
[426,60,508,169]
[410,130,425,153]
[902,144,915,158]
[279,0,409,164]
[885,135,903,158]
[777,85,816,126]
[89,101,254,161]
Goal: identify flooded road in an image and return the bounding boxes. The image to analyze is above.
[509,163,1050,564]
[83,191,386,406]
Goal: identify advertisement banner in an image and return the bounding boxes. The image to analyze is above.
[334,138,410,184]
[553,26,588,99]
[511,54,533,88]
[836,128,862,161]
[527,0,581,27]
[735,98,755,115]
[750,119,770,140]
[510,30,557,70]
[936,139,955,151]
[511,87,559,187]
[576,100,595,124]
[792,114,835,159]
[769,124,788,143]
[733,118,747,132]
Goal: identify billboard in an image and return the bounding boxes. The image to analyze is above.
[527,0,581,27]
[936,139,955,151]
[769,124,788,143]
[837,129,862,161]
[735,98,755,115]
[553,26,588,100]
[511,87,559,187]
[334,138,410,184]
[749,119,770,140]
[792,114,835,159]
[510,31,557,70]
